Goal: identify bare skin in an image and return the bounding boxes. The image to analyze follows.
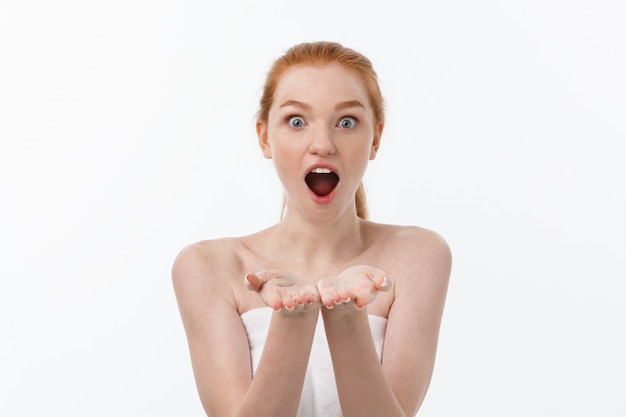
[173,221,451,417]
[172,63,451,417]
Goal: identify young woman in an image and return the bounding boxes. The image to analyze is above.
[172,41,452,417]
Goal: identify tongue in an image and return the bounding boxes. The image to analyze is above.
[306,173,339,196]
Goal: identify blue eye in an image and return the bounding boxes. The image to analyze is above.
[288,116,306,128]
[338,117,356,128]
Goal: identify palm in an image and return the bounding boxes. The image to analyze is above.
[245,270,319,312]
[317,265,390,309]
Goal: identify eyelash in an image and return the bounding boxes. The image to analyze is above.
[337,116,358,128]
[285,115,359,128]
[286,115,306,128]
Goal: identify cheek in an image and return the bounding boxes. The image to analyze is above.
[270,145,300,179]
[347,143,374,178]
[351,138,375,162]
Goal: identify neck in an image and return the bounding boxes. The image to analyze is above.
[271,207,366,270]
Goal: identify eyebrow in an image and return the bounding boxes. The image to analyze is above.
[278,99,366,111]
[334,100,366,111]
[279,100,311,110]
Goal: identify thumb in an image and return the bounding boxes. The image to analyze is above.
[244,272,264,291]
[245,269,297,291]
[375,274,392,292]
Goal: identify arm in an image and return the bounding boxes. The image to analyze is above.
[172,243,320,417]
[318,232,452,417]
[239,308,320,417]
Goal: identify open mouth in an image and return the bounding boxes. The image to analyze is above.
[305,168,339,197]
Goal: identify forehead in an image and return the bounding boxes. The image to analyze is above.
[272,63,370,107]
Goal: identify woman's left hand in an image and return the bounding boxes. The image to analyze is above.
[317,265,391,310]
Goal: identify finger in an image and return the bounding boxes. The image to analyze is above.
[304,289,321,306]
[353,294,371,309]
[260,270,299,287]
[304,293,315,305]
[306,285,321,304]
[375,275,392,291]
[244,273,263,291]
[317,288,333,308]
[295,290,316,307]
[264,293,283,311]
[282,296,297,311]
[279,300,309,314]
[320,293,336,309]
[282,296,311,312]
[326,295,344,309]
[353,284,379,308]
[343,295,365,310]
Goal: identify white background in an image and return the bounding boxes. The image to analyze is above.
[1,0,624,415]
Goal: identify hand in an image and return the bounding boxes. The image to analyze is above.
[317,265,391,310]
[245,270,320,313]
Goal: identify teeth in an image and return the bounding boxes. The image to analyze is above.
[311,168,333,174]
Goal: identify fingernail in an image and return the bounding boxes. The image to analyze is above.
[381,276,390,288]
[244,274,252,289]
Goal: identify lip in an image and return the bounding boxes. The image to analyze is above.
[305,163,339,175]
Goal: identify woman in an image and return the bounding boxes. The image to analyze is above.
[172,41,451,417]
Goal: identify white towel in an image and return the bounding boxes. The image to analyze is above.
[240,308,387,417]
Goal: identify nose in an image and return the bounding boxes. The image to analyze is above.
[308,126,335,156]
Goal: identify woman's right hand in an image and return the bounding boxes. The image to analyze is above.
[245,270,320,313]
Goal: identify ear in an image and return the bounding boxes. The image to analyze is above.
[369,122,384,160]
[256,120,272,159]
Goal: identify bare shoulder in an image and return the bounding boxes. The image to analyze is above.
[171,237,246,307]
[392,224,448,248]
[365,222,452,293]
[369,222,451,263]
[172,238,241,276]
[398,225,451,283]
[403,225,450,265]
[173,238,241,269]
